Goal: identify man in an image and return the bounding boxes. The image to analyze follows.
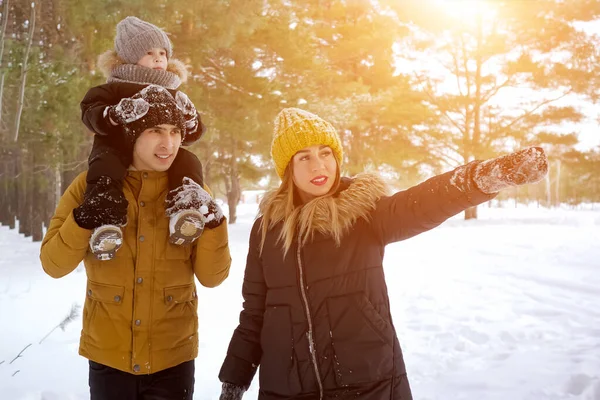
[40,87,231,400]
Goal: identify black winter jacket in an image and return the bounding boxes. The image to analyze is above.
[219,169,496,400]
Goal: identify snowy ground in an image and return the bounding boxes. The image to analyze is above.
[0,203,599,400]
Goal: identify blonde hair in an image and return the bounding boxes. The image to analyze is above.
[258,161,341,256]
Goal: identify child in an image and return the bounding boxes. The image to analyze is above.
[78,16,222,260]
[217,108,549,400]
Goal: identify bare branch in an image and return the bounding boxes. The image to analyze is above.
[497,91,573,134]
[32,160,87,175]
[481,77,513,104]
[39,304,81,344]
[416,77,466,135]
[9,343,31,364]
[431,146,463,166]
[450,50,465,97]
[460,34,472,98]
[197,66,258,98]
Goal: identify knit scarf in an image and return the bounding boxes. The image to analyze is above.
[107,64,181,90]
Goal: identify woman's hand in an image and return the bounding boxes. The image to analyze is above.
[219,382,246,400]
[473,146,549,194]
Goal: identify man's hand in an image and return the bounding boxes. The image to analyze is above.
[73,176,128,230]
[165,177,225,229]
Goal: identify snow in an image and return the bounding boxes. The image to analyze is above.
[451,147,548,195]
[113,96,150,124]
[166,178,225,225]
[1,204,599,399]
[472,147,548,194]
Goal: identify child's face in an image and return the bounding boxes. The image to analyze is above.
[137,48,168,71]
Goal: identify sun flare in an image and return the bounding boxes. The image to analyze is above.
[433,0,498,21]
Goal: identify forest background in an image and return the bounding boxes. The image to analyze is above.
[1,0,599,241]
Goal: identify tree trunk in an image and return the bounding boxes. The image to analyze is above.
[0,0,9,129]
[17,146,32,237]
[13,2,35,142]
[464,12,484,221]
[226,140,241,224]
[227,185,240,224]
[204,159,212,188]
[8,150,17,229]
[554,159,561,207]
[49,159,61,221]
[465,207,478,220]
[31,150,43,241]
[0,158,8,226]
[545,165,551,207]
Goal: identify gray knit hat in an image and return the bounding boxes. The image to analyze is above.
[114,16,172,64]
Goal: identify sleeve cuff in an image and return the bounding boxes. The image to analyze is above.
[59,212,93,250]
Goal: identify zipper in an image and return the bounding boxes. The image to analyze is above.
[296,244,324,400]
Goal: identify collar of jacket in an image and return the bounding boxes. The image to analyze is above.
[262,172,389,243]
[97,50,188,90]
[126,170,169,199]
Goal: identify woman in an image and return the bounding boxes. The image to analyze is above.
[218,108,548,400]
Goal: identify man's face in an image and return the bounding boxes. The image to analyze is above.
[131,124,182,172]
[137,47,168,71]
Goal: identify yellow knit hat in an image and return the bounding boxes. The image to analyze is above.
[271,108,343,178]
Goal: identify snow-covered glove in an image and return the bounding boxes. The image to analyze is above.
[472,146,548,194]
[175,91,205,145]
[175,91,199,133]
[165,177,225,229]
[105,97,150,126]
[219,382,246,400]
[73,176,128,230]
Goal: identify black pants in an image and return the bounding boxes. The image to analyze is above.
[86,134,204,196]
[89,360,195,400]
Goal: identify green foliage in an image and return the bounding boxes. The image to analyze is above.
[2,0,599,232]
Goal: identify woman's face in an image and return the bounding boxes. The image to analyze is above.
[291,145,338,203]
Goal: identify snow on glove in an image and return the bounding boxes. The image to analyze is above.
[165,177,225,229]
[73,176,128,230]
[472,146,548,194]
[175,91,200,136]
[219,382,246,400]
[106,97,150,125]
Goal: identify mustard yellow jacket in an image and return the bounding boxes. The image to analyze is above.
[40,170,231,375]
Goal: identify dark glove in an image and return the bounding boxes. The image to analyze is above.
[472,146,548,194]
[165,177,225,228]
[73,176,128,230]
[106,97,150,126]
[175,91,204,144]
[219,382,246,400]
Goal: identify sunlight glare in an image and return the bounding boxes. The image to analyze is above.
[433,0,498,22]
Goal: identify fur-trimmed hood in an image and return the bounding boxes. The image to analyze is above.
[97,50,189,83]
[259,172,389,251]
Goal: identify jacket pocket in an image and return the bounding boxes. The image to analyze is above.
[259,305,302,396]
[327,293,394,386]
[164,283,198,316]
[84,281,125,347]
[158,283,198,349]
